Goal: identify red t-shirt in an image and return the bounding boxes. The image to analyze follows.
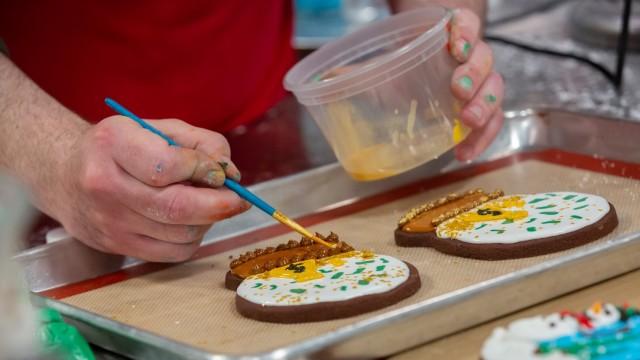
[0,1,295,131]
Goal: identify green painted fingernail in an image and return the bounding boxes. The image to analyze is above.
[485,94,497,103]
[458,76,473,90]
[462,42,471,58]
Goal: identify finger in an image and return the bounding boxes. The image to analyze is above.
[103,117,227,187]
[116,172,251,225]
[150,119,242,181]
[455,110,504,161]
[451,41,494,102]
[116,207,212,244]
[459,72,504,128]
[449,8,481,62]
[102,232,202,262]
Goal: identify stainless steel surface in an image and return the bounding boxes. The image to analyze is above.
[27,108,640,359]
[488,0,640,121]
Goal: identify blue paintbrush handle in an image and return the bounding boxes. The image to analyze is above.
[104,98,276,216]
[223,178,275,215]
[105,98,178,146]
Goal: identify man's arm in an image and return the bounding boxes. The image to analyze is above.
[0,53,89,217]
[0,54,249,261]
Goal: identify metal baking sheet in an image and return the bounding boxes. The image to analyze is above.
[23,109,640,359]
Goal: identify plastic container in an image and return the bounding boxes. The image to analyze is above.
[285,6,468,181]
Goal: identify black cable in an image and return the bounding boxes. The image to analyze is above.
[614,0,633,89]
[484,34,618,87]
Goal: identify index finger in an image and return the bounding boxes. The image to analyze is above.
[103,117,227,187]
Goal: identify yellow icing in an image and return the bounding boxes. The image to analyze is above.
[438,196,529,237]
[257,259,324,283]
[255,251,370,283]
[452,118,465,144]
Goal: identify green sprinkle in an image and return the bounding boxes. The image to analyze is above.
[525,218,537,224]
[380,258,389,264]
[546,193,557,196]
[571,215,583,219]
[331,272,344,279]
[319,269,333,273]
[290,288,306,294]
[540,211,559,215]
[270,284,277,290]
[314,284,325,288]
[358,279,370,286]
[527,226,537,232]
[528,198,547,204]
[490,229,505,234]
[574,204,589,210]
[351,267,365,275]
[475,223,488,230]
[575,197,588,203]
[536,204,557,209]
[340,285,348,291]
[542,220,561,224]
[563,194,578,200]
[252,283,263,288]
[458,75,473,90]
[502,218,514,224]
[484,94,497,103]
[355,260,375,265]
[376,265,386,272]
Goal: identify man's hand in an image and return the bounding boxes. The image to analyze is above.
[52,117,250,262]
[448,8,505,161]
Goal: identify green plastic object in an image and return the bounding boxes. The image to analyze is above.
[39,308,95,360]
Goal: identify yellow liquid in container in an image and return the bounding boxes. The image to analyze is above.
[341,132,458,181]
[323,100,470,181]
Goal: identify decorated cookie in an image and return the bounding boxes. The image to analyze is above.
[395,189,618,260]
[235,250,421,323]
[481,302,640,359]
[225,232,355,290]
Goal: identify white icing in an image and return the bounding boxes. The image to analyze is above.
[508,314,579,341]
[585,303,620,328]
[481,327,575,360]
[481,314,580,360]
[436,192,610,244]
[236,253,410,306]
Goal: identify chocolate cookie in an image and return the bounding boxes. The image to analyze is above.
[395,190,618,260]
[235,252,421,323]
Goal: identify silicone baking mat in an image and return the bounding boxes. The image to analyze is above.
[49,150,640,355]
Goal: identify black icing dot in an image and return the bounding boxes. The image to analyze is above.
[286,263,305,273]
[549,322,556,328]
[477,209,502,216]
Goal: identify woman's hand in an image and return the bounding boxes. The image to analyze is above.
[448,8,504,161]
[51,117,250,262]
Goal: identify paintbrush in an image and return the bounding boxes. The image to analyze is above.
[104,98,335,248]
